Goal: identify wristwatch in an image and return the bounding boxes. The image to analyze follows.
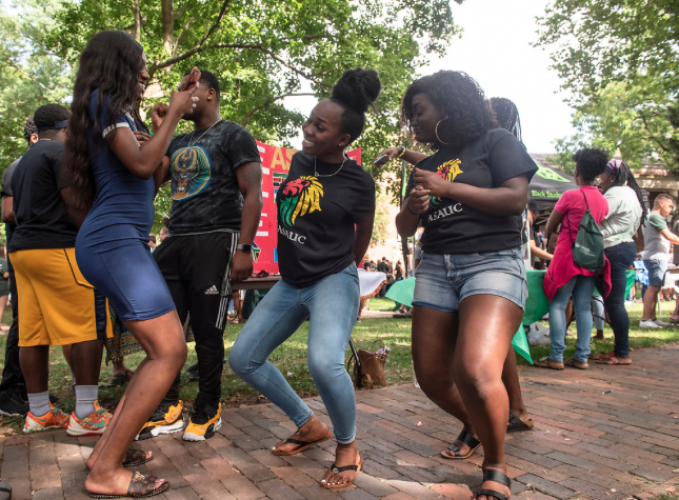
[396,145,406,158]
[237,244,252,253]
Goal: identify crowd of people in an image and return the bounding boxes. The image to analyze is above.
[0,26,673,500]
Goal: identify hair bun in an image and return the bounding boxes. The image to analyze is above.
[331,68,381,113]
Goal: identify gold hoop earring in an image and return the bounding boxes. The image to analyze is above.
[435,119,449,145]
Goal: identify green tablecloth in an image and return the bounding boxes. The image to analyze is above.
[386,269,637,365]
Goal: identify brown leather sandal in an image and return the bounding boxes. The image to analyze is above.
[88,471,169,498]
[564,358,589,370]
[123,448,153,467]
[597,355,631,365]
[534,357,564,370]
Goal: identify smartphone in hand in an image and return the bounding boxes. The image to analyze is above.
[373,155,389,166]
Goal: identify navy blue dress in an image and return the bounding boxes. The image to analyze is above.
[75,90,175,321]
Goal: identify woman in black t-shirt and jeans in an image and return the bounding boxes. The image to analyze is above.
[230,68,379,489]
[395,71,537,500]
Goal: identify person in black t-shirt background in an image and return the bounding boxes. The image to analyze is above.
[0,117,38,417]
[230,68,379,490]
[395,71,537,500]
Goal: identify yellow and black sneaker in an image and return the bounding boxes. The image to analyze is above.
[135,400,184,441]
[183,401,222,442]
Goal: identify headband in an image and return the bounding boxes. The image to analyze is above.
[36,119,68,132]
[605,159,622,175]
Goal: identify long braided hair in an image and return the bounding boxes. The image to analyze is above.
[490,97,522,142]
[606,159,647,225]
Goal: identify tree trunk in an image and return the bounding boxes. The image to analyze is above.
[132,0,141,42]
[161,0,174,55]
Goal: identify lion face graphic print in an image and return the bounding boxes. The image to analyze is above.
[430,158,463,206]
[275,152,376,288]
[170,146,212,201]
[277,175,323,227]
[404,128,539,256]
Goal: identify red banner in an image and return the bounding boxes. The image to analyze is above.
[252,141,361,274]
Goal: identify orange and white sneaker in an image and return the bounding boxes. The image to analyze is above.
[67,400,112,436]
[94,400,113,420]
[23,404,70,433]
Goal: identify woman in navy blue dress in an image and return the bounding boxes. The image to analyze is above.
[61,31,196,498]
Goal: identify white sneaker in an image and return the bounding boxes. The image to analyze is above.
[653,319,671,327]
[640,320,662,328]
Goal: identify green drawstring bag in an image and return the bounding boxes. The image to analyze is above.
[567,189,605,273]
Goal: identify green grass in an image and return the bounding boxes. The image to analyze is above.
[364,297,400,312]
[2,298,679,431]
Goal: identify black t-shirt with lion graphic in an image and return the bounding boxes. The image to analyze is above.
[165,120,261,235]
[276,152,375,287]
[406,128,537,255]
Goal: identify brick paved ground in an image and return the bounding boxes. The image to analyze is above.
[4,344,679,500]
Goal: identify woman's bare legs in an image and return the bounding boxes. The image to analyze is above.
[412,306,476,456]
[86,361,147,469]
[456,295,523,500]
[413,295,523,500]
[502,348,530,422]
[85,310,186,496]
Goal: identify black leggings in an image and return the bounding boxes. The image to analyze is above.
[0,260,26,398]
[596,242,636,357]
[155,232,237,408]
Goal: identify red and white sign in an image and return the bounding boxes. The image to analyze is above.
[252,141,361,274]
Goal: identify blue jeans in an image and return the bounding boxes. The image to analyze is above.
[592,298,605,331]
[596,242,636,357]
[548,275,597,362]
[229,263,359,444]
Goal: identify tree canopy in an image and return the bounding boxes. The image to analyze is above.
[1,0,461,216]
[0,1,73,169]
[536,0,679,169]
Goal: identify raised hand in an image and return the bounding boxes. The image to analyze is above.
[168,83,199,118]
[413,167,448,199]
[374,147,402,166]
[150,103,169,134]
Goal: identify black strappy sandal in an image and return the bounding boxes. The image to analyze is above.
[321,458,364,489]
[507,412,534,433]
[477,469,511,500]
[441,430,481,459]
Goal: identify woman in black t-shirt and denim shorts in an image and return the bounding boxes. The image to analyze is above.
[395,71,537,500]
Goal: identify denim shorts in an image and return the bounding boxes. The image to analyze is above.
[413,247,528,313]
[644,259,668,287]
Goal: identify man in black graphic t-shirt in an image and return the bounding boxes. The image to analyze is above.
[139,70,262,442]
